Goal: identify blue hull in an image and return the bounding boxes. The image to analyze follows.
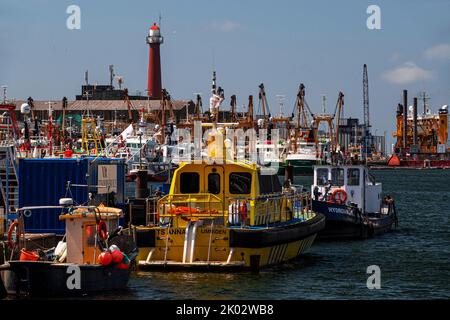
[312,200,396,240]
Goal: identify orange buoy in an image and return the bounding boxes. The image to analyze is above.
[111,250,124,263]
[98,251,113,266]
[64,149,73,158]
[115,262,130,270]
[387,155,401,166]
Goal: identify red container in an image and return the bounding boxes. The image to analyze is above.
[19,249,39,261]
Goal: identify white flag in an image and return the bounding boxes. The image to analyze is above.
[119,124,134,140]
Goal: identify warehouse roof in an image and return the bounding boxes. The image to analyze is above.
[11,99,192,111]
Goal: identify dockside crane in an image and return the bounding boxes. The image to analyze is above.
[363,64,371,159]
[230,95,237,122]
[258,83,271,128]
[163,89,176,124]
[309,91,345,162]
[247,95,254,127]
[295,84,315,136]
[194,94,203,119]
[333,91,345,150]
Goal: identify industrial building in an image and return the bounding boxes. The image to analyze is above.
[337,117,386,156]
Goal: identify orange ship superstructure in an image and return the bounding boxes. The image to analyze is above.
[389,90,449,168]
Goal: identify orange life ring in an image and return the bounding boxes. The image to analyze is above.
[97,220,108,241]
[331,189,347,205]
[7,220,20,249]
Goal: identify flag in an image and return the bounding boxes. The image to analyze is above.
[119,124,134,140]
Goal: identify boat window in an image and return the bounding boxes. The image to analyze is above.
[316,168,328,186]
[347,168,360,186]
[229,172,252,194]
[331,168,345,186]
[208,173,220,194]
[180,172,200,193]
[85,225,96,247]
[258,173,282,194]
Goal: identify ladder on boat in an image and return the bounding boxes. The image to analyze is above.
[0,144,19,214]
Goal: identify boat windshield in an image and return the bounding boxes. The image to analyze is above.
[316,168,328,186]
[229,172,252,194]
[347,168,360,186]
[331,168,344,186]
[180,172,200,193]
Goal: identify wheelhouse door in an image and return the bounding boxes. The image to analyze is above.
[204,165,225,211]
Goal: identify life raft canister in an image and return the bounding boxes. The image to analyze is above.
[331,189,347,205]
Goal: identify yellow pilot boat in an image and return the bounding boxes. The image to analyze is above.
[133,129,325,271]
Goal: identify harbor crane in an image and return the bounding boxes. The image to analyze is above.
[362,64,371,159]
[258,83,271,128]
[310,91,345,161]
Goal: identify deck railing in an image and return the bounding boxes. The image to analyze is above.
[157,193,224,228]
[150,190,314,228]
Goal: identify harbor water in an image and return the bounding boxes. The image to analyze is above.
[99,169,450,299]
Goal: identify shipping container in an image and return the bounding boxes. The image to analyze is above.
[19,157,125,234]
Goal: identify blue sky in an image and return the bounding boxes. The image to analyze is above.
[1,0,449,147]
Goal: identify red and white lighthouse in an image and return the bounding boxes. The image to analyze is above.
[146,23,163,99]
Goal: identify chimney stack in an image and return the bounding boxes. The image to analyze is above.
[413,97,418,147]
[403,90,408,149]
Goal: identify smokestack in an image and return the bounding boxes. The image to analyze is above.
[147,23,163,99]
[403,90,408,148]
[413,97,418,146]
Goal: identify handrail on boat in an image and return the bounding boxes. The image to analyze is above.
[152,189,314,228]
[158,193,222,204]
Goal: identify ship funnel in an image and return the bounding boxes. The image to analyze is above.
[413,97,418,146]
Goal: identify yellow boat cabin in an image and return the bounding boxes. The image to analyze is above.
[135,159,325,271]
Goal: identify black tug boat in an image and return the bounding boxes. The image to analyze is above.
[311,165,398,239]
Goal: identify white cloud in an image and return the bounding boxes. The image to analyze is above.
[424,44,450,60]
[210,20,240,32]
[382,62,434,85]
[389,52,401,62]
